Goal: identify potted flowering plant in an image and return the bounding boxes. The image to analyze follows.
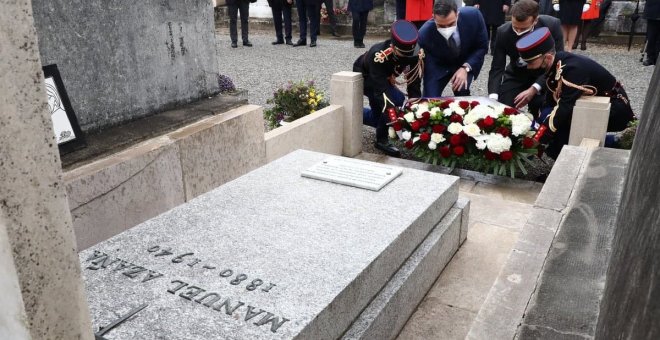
[389,98,540,178]
[264,80,329,129]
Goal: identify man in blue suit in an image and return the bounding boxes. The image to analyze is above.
[418,0,488,97]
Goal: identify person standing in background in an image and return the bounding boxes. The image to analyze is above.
[644,0,660,66]
[293,0,321,47]
[553,0,591,52]
[227,0,252,48]
[269,0,294,45]
[396,0,407,19]
[316,0,341,37]
[406,0,434,29]
[572,0,601,50]
[348,0,374,48]
[474,0,511,54]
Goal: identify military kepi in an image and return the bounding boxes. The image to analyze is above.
[391,20,418,56]
[516,27,555,62]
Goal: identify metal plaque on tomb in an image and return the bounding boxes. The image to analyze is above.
[301,157,403,191]
[79,150,458,340]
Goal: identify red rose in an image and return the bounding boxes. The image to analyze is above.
[419,118,429,127]
[440,99,453,109]
[470,101,480,109]
[420,132,431,142]
[453,146,465,156]
[405,140,414,149]
[440,146,451,158]
[393,121,403,131]
[411,121,421,131]
[497,127,510,137]
[422,111,431,120]
[460,132,469,144]
[450,114,463,123]
[477,121,485,129]
[522,137,535,149]
[432,124,446,133]
[450,134,462,146]
[484,151,497,160]
[483,116,495,127]
[459,101,470,110]
[503,107,517,116]
[500,151,513,161]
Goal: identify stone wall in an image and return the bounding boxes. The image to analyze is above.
[31,0,220,132]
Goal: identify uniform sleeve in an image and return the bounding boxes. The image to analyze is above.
[546,65,590,132]
[488,26,508,95]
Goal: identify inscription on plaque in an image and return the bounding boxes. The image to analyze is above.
[301,157,403,191]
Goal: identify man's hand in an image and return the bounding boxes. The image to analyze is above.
[503,4,509,12]
[514,86,538,109]
[582,4,590,12]
[450,67,469,92]
[474,4,480,9]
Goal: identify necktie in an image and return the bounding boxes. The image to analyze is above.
[448,35,459,58]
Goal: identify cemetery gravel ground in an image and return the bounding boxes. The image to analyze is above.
[216,28,653,181]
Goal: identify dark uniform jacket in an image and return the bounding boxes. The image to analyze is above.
[488,15,563,95]
[645,0,660,20]
[544,51,634,133]
[352,40,422,114]
[474,0,511,26]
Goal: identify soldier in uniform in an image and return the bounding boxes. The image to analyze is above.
[516,27,636,159]
[353,20,425,157]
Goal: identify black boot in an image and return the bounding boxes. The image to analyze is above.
[375,140,401,157]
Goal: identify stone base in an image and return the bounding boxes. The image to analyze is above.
[342,207,463,340]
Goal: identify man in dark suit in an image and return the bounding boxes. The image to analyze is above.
[488,0,563,116]
[227,0,253,48]
[644,0,660,66]
[418,0,489,97]
[269,0,294,45]
[517,27,635,159]
[293,0,320,47]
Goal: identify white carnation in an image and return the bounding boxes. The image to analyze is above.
[388,127,396,139]
[402,131,412,140]
[430,107,442,119]
[428,141,437,150]
[510,113,532,137]
[412,102,429,114]
[443,108,453,117]
[447,122,463,135]
[448,102,465,116]
[462,123,482,137]
[404,112,415,123]
[486,133,512,154]
[470,104,499,120]
[463,111,480,125]
[431,133,445,143]
[475,136,488,150]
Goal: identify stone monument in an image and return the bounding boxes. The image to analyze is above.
[79,150,468,339]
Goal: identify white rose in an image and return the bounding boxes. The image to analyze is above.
[474,135,489,150]
[404,112,415,123]
[510,113,532,137]
[430,107,442,119]
[463,123,482,137]
[447,122,463,135]
[443,108,453,117]
[431,133,445,143]
[486,133,512,154]
[470,104,498,120]
[402,131,412,140]
[448,102,466,116]
[388,127,396,139]
[463,112,480,125]
[428,141,437,150]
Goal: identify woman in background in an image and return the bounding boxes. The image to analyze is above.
[553,0,592,52]
[572,0,601,50]
[405,0,434,29]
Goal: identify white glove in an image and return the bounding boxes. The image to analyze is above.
[553,4,560,11]
[582,4,590,12]
[489,93,499,100]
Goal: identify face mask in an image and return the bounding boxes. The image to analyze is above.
[437,26,457,40]
[514,26,533,36]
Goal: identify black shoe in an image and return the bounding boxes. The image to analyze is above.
[643,59,656,66]
[231,42,238,48]
[580,42,587,51]
[292,39,306,47]
[243,41,253,47]
[375,141,401,157]
[331,31,340,37]
[285,39,293,45]
[354,42,365,48]
[310,41,317,47]
[272,40,284,45]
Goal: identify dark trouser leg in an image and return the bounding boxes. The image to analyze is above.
[283,6,293,41]
[272,7,284,41]
[324,0,338,33]
[396,0,406,20]
[647,19,660,63]
[488,25,497,52]
[307,1,319,42]
[296,0,307,41]
[607,90,635,131]
[366,86,405,141]
[581,20,592,48]
[545,127,569,160]
[358,11,368,43]
[573,21,583,49]
[238,0,250,43]
[228,4,239,43]
[352,10,360,43]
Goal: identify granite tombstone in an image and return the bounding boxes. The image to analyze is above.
[79,150,466,339]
